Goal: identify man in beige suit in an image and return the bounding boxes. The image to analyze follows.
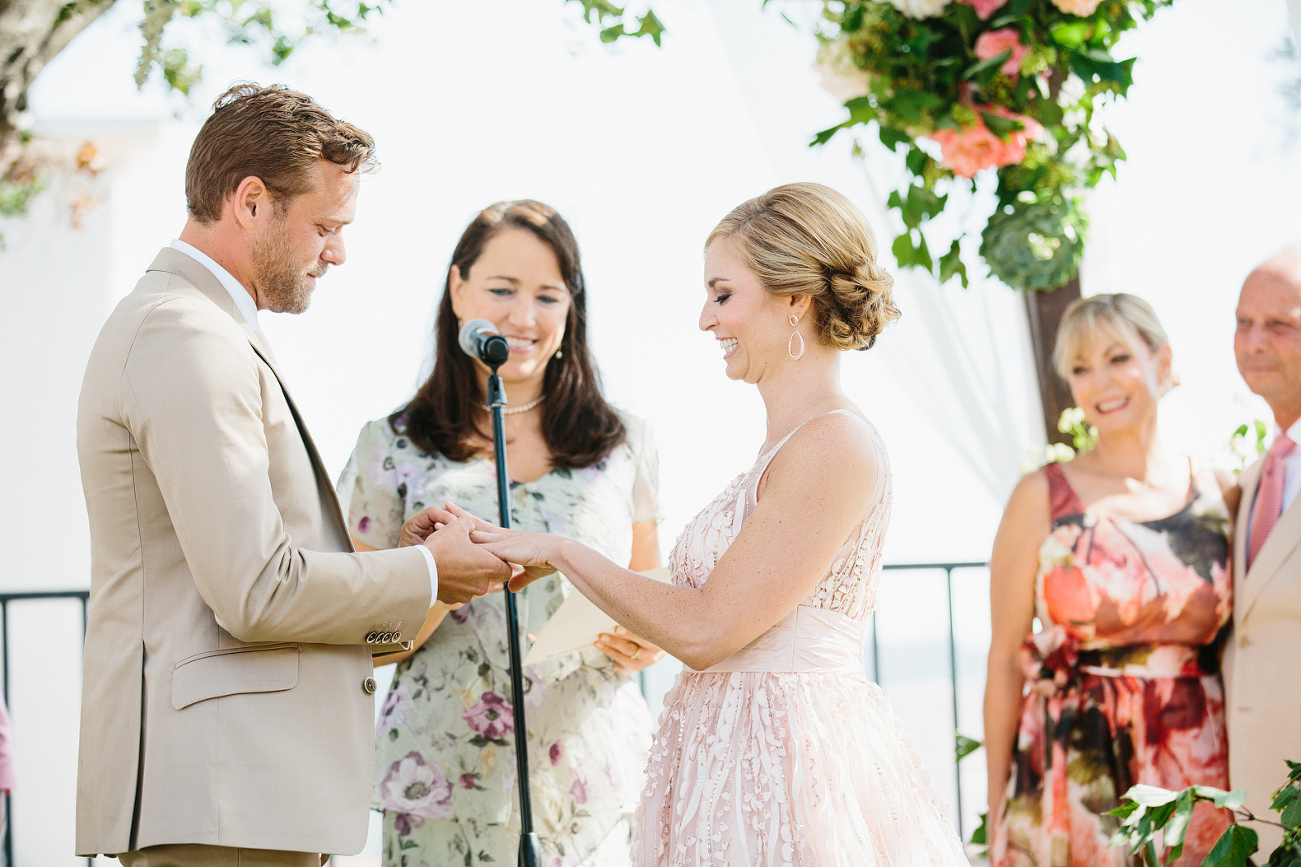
[75,84,511,866]
[1228,249,1301,852]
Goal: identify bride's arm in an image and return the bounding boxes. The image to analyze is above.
[476,414,879,671]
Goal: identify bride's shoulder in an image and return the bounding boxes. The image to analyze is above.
[774,411,884,483]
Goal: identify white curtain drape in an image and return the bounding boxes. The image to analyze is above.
[702,0,1046,502]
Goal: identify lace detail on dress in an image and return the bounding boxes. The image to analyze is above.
[637,412,969,866]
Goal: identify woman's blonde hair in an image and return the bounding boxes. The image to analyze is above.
[1053,293,1176,384]
[706,182,900,350]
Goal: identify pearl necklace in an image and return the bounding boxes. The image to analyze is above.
[483,395,545,415]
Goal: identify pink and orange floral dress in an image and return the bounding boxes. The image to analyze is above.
[991,462,1234,867]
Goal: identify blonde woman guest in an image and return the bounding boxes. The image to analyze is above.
[986,294,1236,866]
[450,183,970,865]
[337,201,663,867]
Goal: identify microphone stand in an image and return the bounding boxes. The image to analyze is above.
[486,363,542,867]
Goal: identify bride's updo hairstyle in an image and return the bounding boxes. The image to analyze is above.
[1052,293,1178,390]
[707,182,900,350]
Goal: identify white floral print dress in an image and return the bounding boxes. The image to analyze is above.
[337,410,661,867]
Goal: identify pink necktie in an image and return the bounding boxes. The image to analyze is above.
[1249,432,1295,569]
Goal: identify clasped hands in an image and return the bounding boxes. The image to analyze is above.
[399,501,663,673]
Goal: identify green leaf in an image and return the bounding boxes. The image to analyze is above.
[969,811,988,846]
[1050,21,1090,49]
[1191,786,1246,811]
[1121,784,1182,808]
[905,147,931,178]
[956,732,982,761]
[1269,784,1298,814]
[810,123,848,147]
[1282,789,1301,828]
[887,88,945,123]
[939,240,969,289]
[1201,825,1258,867]
[1068,52,1135,88]
[898,184,947,228]
[980,110,1024,140]
[1164,791,1196,861]
[879,125,912,151]
[962,49,1012,82]
[1110,801,1142,821]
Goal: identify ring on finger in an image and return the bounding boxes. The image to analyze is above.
[629,646,642,661]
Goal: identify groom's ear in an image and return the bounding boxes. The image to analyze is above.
[228,175,273,229]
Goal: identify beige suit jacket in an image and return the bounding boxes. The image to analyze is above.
[1227,452,1301,852]
[75,249,432,857]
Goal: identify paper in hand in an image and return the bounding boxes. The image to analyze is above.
[523,567,670,665]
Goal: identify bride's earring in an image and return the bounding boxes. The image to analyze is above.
[788,313,805,360]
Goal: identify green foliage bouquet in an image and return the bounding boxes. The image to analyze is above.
[813,0,1171,291]
[1110,761,1301,867]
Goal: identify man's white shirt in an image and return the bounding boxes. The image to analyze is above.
[167,239,439,600]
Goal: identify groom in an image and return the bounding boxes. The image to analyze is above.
[75,83,510,866]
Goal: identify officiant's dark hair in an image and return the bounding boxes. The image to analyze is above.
[393,200,626,468]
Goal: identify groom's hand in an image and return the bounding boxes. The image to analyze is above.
[405,510,512,605]
[401,503,499,548]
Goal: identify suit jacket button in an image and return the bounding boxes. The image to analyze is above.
[1238,634,1250,649]
[363,677,377,695]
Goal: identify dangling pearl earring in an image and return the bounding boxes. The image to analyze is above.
[554,349,564,360]
[788,313,805,360]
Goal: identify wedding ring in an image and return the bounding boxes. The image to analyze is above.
[630,646,642,661]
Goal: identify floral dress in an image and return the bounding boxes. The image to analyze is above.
[991,461,1234,867]
[337,411,660,867]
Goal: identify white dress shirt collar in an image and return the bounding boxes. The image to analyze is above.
[169,239,260,330]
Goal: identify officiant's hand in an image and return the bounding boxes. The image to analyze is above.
[596,626,664,674]
[401,507,511,605]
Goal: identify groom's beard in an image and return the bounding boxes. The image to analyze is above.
[250,217,328,315]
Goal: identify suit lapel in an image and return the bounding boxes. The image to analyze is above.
[1239,453,1301,621]
[1235,455,1265,626]
[147,248,351,545]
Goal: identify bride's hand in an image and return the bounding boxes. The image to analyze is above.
[448,503,560,590]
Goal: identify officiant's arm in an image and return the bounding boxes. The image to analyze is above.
[473,413,876,672]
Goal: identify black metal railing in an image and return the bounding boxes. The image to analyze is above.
[0,590,92,867]
[878,561,988,840]
[2,566,989,863]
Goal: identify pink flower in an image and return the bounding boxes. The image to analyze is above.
[549,741,564,766]
[459,772,476,789]
[569,767,589,805]
[956,0,1009,19]
[376,685,413,739]
[378,751,453,819]
[928,107,1043,178]
[523,666,546,711]
[463,691,514,740]
[1051,0,1103,15]
[974,28,1028,78]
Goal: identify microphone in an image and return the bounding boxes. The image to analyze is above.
[458,318,510,366]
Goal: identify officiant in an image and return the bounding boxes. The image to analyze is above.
[336,199,664,867]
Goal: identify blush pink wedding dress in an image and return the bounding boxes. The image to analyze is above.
[632,411,970,866]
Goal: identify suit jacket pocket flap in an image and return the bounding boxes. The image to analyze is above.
[172,645,300,709]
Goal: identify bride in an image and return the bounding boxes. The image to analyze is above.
[433,182,970,865]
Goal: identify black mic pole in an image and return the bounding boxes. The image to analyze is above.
[486,363,542,867]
